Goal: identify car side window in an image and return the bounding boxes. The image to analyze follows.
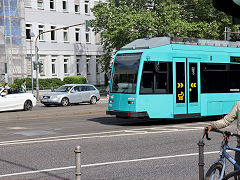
[88,86,95,91]
[81,86,88,91]
[73,86,81,92]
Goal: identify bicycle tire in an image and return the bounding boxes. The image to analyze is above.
[205,162,223,180]
[223,170,240,180]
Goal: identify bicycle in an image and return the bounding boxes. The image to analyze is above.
[203,128,240,180]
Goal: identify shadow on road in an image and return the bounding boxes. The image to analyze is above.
[88,115,223,127]
[0,158,70,180]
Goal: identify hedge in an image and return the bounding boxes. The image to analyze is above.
[63,76,87,84]
[10,76,87,90]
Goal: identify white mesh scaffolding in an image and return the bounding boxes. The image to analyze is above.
[0,0,26,83]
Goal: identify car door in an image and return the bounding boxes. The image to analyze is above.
[88,85,98,99]
[68,86,80,103]
[73,86,83,103]
[80,86,90,102]
[0,95,8,112]
[0,94,19,111]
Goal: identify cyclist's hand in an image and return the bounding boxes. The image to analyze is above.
[204,125,212,134]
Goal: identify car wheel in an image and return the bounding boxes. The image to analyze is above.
[90,96,97,104]
[61,97,69,106]
[24,100,33,111]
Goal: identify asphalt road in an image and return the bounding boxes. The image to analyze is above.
[0,100,238,179]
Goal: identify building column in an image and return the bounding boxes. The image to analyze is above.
[80,55,87,79]
[89,56,96,85]
[70,55,76,76]
[46,55,52,78]
[58,55,64,80]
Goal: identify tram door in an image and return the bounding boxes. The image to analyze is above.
[173,58,200,117]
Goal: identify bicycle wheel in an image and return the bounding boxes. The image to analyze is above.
[223,170,240,180]
[205,162,223,180]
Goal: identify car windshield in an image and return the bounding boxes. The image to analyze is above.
[55,85,73,92]
[110,53,142,94]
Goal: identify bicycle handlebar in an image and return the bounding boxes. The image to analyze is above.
[203,127,211,140]
[203,128,240,140]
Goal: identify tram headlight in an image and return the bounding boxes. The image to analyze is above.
[109,100,114,103]
[128,101,134,104]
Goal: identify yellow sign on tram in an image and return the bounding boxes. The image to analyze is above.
[177,83,184,88]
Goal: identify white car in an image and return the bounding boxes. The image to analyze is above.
[0,87,36,112]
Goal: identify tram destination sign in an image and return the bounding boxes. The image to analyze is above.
[230,56,240,63]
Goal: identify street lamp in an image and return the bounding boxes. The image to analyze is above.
[34,23,84,100]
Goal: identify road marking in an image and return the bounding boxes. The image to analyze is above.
[7,127,29,130]
[1,126,203,144]
[0,127,203,146]
[0,150,229,178]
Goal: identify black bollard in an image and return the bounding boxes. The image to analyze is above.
[198,140,205,180]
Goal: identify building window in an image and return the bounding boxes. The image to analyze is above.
[50,0,55,10]
[51,26,56,41]
[38,25,44,40]
[96,58,100,74]
[75,4,80,13]
[64,59,68,74]
[24,0,31,7]
[86,32,90,43]
[87,57,90,75]
[85,20,90,32]
[26,24,32,40]
[75,28,80,43]
[51,59,56,75]
[63,30,68,42]
[37,0,44,9]
[62,0,68,12]
[85,1,89,14]
[77,59,80,74]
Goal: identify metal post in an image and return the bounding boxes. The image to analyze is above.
[30,33,35,94]
[75,146,81,180]
[4,63,8,83]
[224,27,227,41]
[198,140,205,180]
[35,46,39,100]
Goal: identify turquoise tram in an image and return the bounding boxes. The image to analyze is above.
[106,37,240,119]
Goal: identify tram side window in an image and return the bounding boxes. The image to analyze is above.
[201,63,240,93]
[201,64,228,93]
[229,64,240,92]
[140,61,172,94]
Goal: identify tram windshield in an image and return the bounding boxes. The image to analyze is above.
[110,53,142,94]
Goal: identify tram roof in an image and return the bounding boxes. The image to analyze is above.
[120,37,240,50]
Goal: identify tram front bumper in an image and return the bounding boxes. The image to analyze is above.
[106,110,148,118]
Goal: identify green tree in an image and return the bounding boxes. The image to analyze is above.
[91,0,238,74]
